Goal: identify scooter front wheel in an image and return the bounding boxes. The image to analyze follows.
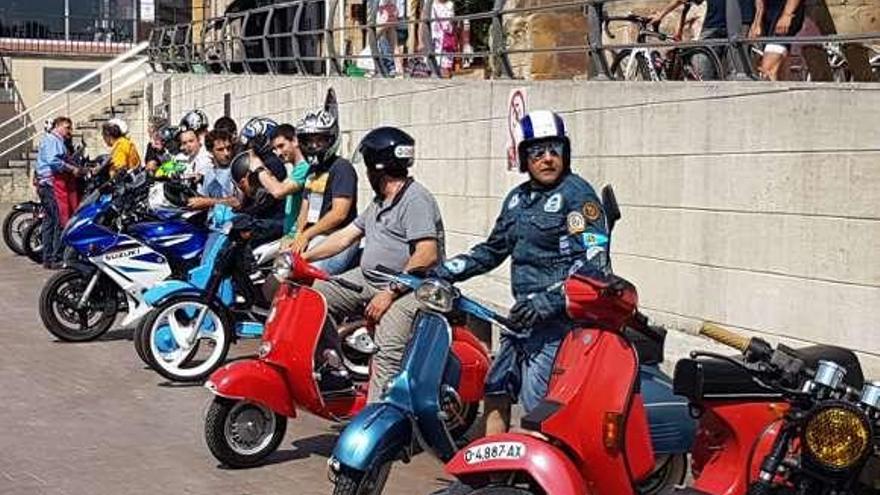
[333,462,393,495]
[636,454,688,495]
[141,295,231,383]
[204,397,287,468]
[39,269,118,342]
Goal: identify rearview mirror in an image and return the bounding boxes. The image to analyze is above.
[601,185,621,233]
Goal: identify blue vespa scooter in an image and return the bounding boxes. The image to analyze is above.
[137,204,279,383]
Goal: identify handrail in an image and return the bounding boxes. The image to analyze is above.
[0,41,149,135]
[0,61,150,161]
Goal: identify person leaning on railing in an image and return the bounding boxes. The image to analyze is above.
[750,0,806,80]
[650,0,755,80]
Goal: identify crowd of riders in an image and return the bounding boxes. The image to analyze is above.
[33,96,609,441]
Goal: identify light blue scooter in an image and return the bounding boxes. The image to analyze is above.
[136,205,280,382]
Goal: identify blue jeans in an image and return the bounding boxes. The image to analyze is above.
[38,183,62,264]
[310,235,361,276]
[484,325,566,413]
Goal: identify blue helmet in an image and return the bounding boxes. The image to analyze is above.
[239,117,278,154]
[516,110,571,173]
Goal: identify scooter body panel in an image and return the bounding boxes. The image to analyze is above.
[206,359,297,417]
[640,364,696,454]
[690,401,787,495]
[450,326,490,403]
[445,432,589,495]
[330,403,412,472]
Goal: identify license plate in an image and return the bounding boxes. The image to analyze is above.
[463,441,526,464]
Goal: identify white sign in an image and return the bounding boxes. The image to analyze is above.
[506,87,528,172]
[141,0,156,22]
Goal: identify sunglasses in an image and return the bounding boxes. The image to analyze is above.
[525,141,564,161]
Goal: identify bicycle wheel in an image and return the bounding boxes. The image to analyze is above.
[610,50,654,81]
[676,47,724,81]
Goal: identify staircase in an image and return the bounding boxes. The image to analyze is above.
[0,42,150,203]
[0,90,146,203]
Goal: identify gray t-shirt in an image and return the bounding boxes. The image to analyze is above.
[354,179,445,286]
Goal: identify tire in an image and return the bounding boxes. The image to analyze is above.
[677,47,724,81]
[636,454,688,495]
[23,219,43,264]
[133,320,150,365]
[446,400,480,440]
[470,487,535,495]
[333,461,393,495]
[2,209,33,255]
[39,269,118,342]
[204,397,287,469]
[611,49,653,81]
[140,295,232,383]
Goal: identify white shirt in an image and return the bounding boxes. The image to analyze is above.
[175,146,213,178]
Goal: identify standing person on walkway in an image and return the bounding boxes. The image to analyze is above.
[650,0,755,79]
[750,0,806,80]
[35,117,83,269]
[430,0,456,77]
[303,126,445,398]
[103,118,141,177]
[432,110,611,436]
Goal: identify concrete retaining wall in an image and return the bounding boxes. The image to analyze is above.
[152,74,880,374]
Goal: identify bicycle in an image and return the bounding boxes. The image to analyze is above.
[604,14,724,81]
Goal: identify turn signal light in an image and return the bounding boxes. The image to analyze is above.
[603,412,625,453]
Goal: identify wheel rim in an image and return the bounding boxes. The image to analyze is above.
[149,300,227,378]
[9,215,33,250]
[442,397,474,433]
[223,402,277,455]
[50,274,110,333]
[636,454,685,495]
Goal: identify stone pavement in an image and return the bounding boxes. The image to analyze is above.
[0,206,737,495]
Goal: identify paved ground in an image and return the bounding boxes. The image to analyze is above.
[0,205,734,495]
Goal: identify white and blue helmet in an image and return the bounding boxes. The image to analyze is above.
[239,117,278,154]
[516,110,570,173]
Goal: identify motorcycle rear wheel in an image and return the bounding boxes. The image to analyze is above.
[204,397,287,469]
[39,269,118,342]
[2,209,33,255]
[23,219,43,264]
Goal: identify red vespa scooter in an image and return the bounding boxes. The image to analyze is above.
[203,253,489,468]
[444,270,691,495]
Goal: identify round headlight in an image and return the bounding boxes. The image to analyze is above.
[804,404,871,471]
[273,252,293,281]
[415,279,455,313]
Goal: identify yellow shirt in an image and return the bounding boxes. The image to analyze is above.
[109,136,141,174]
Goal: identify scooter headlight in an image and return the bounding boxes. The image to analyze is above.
[415,279,455,313]
[273,252,294,281]
[803,402,872,471]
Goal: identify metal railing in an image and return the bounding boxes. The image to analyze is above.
[0,42,151,164]
[146,0,880,81]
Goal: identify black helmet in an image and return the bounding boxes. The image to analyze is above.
[158,125,182,155]
[230,151,251,184]
[180,109,209,133]
[353,126,415,172]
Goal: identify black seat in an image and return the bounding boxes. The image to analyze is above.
[674,344,865,402]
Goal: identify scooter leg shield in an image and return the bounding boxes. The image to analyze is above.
[639,365,696,454]
[445,433,587,495]
[143,280,199,306]
[330,403,412,473]
[206,360,297,417]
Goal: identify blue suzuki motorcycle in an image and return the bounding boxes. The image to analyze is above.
[137,205,279,383]
[38,172,208,342]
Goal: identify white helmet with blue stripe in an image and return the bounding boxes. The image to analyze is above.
[516,110,570,173]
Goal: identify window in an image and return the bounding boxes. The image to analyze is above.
[43,68,101,92]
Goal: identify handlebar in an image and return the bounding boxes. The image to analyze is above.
[603,14,657,39]
[700,323,751,353]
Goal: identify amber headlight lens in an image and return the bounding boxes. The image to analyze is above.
[804,405,871,470]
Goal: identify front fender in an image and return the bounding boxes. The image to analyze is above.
[445,433,587,495]
[12,202,39,212]
[331,403,412,473]
[143,280,200,306]
[206,359,296,417]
